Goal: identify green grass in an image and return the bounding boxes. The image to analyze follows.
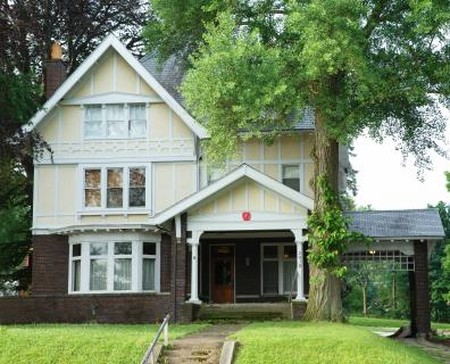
[0,323,207,364]
[349,315,450,331]
[231,322,441,364]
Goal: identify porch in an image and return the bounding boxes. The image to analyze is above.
[196,302,307,321]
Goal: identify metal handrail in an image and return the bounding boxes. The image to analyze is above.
[140,313,170,364]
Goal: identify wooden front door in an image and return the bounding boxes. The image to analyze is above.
[211,245,234,303]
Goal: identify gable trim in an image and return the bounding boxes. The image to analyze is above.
[27,34,208,139]
[153,164,314,225]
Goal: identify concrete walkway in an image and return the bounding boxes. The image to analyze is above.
[399,338,450,363]
[158,324,245,364]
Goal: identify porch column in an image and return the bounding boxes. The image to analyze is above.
[187,230,202,304]
[293,229,307,302]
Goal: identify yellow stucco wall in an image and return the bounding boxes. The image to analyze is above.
[153,162,196,213]
[192,180,307,216]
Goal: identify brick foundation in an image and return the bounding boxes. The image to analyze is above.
[0,294,171,324]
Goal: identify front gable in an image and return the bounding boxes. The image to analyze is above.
[29,34,207,142]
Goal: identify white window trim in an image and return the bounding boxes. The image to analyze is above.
[260,243,297,296]
[68,232,161,294]
[79,164,151,212]
[83,103,148,140]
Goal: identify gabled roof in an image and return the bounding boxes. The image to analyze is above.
[346,209,445,240]
[153,163,314,224]
[27,34,208,139]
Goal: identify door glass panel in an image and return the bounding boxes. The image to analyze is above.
[263,261,278,294]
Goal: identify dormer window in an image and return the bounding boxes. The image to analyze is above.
[84,104,147,139]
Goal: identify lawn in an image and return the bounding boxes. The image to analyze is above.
[231,321,441,364]
[0,323,207,364]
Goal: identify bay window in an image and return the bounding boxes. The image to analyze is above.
[69,234,160,294]
[261,243,297,295]
[83,166,147,209]
[84,104,147,139]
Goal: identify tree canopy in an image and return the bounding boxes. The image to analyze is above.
[145,0,450,321]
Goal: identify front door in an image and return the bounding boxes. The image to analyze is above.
[211,245,234,303]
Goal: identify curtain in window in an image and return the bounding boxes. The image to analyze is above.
[90,259,107,290]
[84,169,101,207]
[263,261,278,294]
[142,258,155,291]
[85,106,103,138]
[106,105,125,137]
[72,260,81,291]
[129,168,145,207]
[114,258,132,290]
[282,165,300,191]
[107,168,123,208]
[129,104,146,137]
[283,261,297,293]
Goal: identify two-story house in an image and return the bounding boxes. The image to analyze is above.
[20,34,443,331]
[26,34,325,322]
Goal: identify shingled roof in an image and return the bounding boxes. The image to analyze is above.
[346,209,445,240]
[139,54,315,131]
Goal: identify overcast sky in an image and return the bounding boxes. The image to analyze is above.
[351,122,450,210]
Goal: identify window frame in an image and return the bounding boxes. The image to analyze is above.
[260,243,297,296]
[81,165,150,211]
[68,233,161,294]
[281,164,301,192]
[83,103,148,140]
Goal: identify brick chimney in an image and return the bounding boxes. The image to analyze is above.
[44,41,66,99]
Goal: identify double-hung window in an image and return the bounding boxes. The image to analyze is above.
[84,104,147,139]
[69,235,160,294]
[83,166,147,209]
[282,165,300,192]
[261,244,297,295]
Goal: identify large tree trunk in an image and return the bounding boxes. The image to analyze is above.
[303,107,344,322]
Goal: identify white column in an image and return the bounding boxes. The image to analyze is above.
[187,230,202,304]
[292,229,307,302]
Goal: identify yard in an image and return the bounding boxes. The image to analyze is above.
[0,318,448,364]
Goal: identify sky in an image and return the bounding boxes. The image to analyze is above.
[351,123,450,210]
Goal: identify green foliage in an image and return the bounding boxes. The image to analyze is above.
[307,176,366,277]
[429,201,450,321]
[182,10,301,163]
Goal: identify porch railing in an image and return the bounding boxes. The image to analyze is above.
[140,313,170,364]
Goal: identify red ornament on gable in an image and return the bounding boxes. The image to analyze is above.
[242,211,252,221]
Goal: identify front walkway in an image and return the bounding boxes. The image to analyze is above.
[399,337,450,363]
[158,324,245,364]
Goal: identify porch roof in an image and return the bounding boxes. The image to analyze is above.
[346,209,445,240]
[153,163,314,225]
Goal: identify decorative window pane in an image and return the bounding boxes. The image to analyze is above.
[282,165,300,192]
[283,245,296,259]
[129,104,146,138]
[129,168,145,207]
[114,242,132,255]
[263,246,278,259]
[72,260,81,292]
[84,169,101,207]
[283,261,297,293]
[72,244,81,257]
[90,242,108,256]
[143,258,155,291]
[90,259,107,290]
[107,168,123,208]
[263,261,278,294]
[114,258,132,290]
[143,242,156,255]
